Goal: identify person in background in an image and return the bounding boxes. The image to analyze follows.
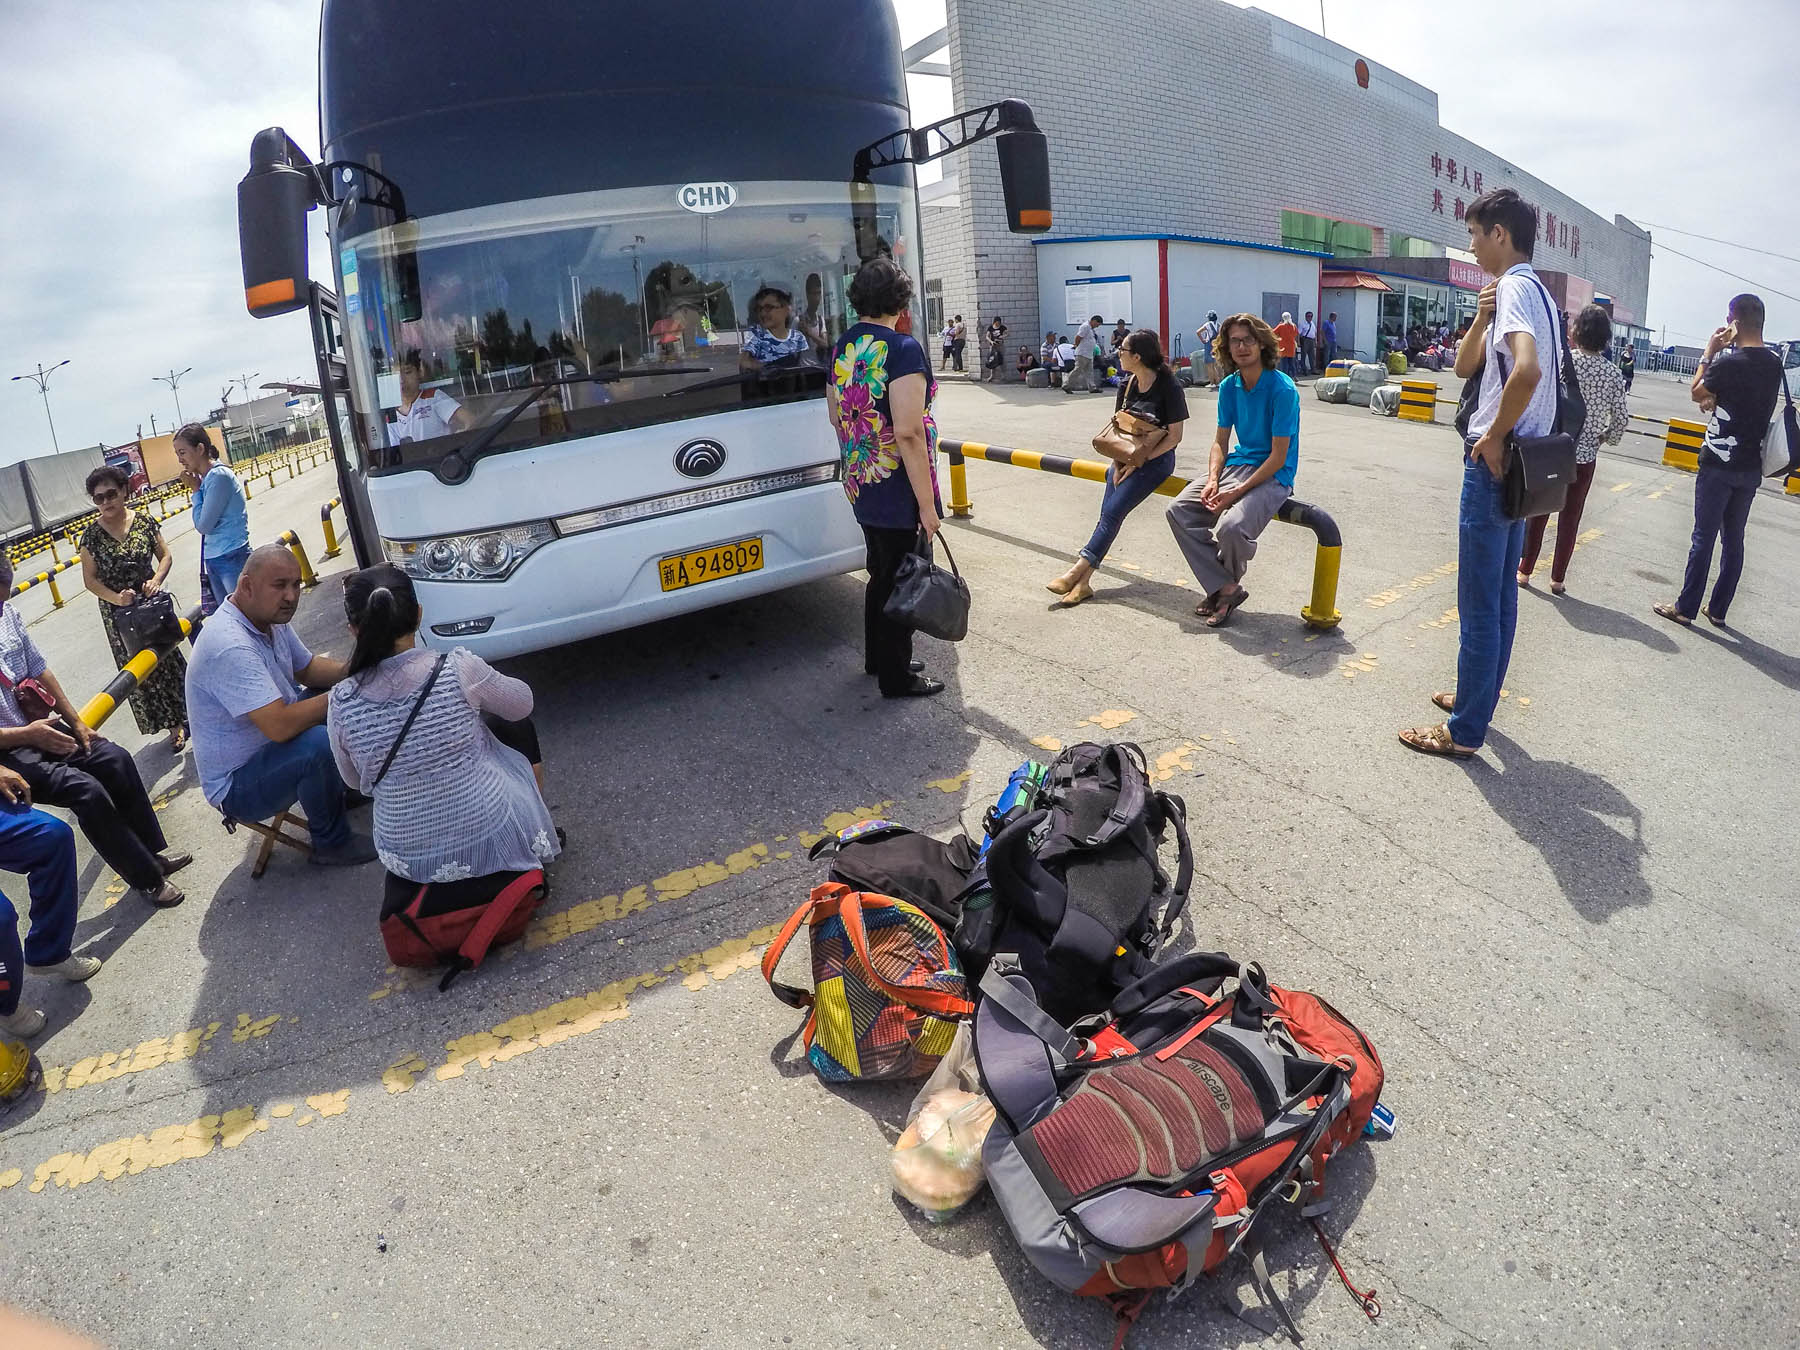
[0,554,187,907]
[328,565,559,904]
[0,765,98,1039]
[941,320,956,372]
[77,465,189,752]
[801,272,833,350]
[1273,313,1299,378]
[1015,345,1038,381]
[174,424,251,600]
[1046,329,1188,607]
[1111,320,1130,353]
[739,286,819,368]
[1298,310,1318,375]
[949,314,967,373]
[1619,344,1635,392]
[1054,334,1079,375]
[1041,331,1062,386]
[1402,187,1554,759]
[390,349,472,446]
[1166,314,1298,628]
[826,257,945,698]
[1321,312,1339,368]
[1656,293,1784,629]
[1194,312,1221,388]
[983,316,1009,383]
[1066,314,1104,395]
[1517,304,1629,595]
[185,544,376,865]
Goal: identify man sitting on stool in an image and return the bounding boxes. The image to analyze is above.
[0,556,187,907]
[186,544,375,866]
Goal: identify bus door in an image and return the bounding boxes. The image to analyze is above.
[308,284,378,566]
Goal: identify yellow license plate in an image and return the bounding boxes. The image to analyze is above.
[659,536,764,592]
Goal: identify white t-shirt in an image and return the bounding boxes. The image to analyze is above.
[1298,319,1317,339]
[1075,322,1102,357]
[1055,342,1078,365]
[1470,264,1560,441]
[389,388,462,445]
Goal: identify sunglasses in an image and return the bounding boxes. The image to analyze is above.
[92,489,122,504]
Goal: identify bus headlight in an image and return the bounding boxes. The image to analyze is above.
[383,522,555,582]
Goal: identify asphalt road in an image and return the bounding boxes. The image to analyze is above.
[2,386,1797,1349]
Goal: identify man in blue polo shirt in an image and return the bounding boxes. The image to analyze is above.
[1165,312,1299,628]
[186,545,375,865]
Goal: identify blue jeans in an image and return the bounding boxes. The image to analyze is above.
[219,725,351,851]
[1449,459,1527,749]
[1677,467,1758,621]
[1079,451,1177,566]
[205,545,253,600]
[0,804,79,1013]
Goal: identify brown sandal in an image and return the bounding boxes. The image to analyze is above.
[1653,603,1691,626]
[1431,691,1455,713]
[1194,592,1219,618]
[1399,724,1477,758]
[1205,587,1247,628]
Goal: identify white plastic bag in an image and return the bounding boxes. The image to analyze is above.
[890,1023,995,1221]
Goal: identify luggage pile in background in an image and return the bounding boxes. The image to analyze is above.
[762,741,1391,1346]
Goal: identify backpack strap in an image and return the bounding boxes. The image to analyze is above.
[760,890,827,1009]
[438,869,545,991]
[391,886,451,965]
[978,964,1081,1064]
[1154,791,1194,942]
[370,653,448,790]
[839,889,973,1019]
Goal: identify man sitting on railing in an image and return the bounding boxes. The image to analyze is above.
[186,545,376,867]
[0,556,188,908]
[0,765,100,1038]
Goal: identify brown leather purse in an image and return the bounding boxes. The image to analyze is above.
[1092,400,1163,463]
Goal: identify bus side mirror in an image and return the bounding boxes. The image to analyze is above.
[997,129,1052,234]
[238,128,318,318]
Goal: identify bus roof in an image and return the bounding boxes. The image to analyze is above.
[319,0,915,219]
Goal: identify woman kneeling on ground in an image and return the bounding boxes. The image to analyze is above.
[1046,329,1188,606]
[327,565,560,917]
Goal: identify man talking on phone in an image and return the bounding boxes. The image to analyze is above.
[1402,188,1555,760]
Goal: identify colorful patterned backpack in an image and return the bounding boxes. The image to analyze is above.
[762,882,972,1083]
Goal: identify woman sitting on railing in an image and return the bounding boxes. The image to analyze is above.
[77,464,190,752]
[326,565,561,922]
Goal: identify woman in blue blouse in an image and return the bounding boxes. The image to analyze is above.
[174,424,251,599]
[740,286,822,368]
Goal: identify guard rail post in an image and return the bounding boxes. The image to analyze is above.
[8,558,79,609]
[278,529,320,588]
[320,497,344,560]
[1662,418,1705,472]
[81,605,204,730]
[938,440,1343,630]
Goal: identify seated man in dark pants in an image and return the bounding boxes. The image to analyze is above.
[186,544,377,867]
[0,556,187,907]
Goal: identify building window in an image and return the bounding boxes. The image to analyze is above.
[1282,210,1371,258]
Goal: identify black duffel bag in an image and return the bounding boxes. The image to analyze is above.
[883,530,970,642]
[809,819,978,932]
[114,590,185,658]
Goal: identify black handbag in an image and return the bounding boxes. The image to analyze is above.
[1501,281,1583,519]
[114,590,185,658]
[883,531,971,642]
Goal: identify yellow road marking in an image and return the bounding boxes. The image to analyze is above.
[1611,481,1632,492]
[1030,736,1063,753]
[36,1021,235,1097]
[1083,709,1138,731]
[1367,560,1457,608]
[928,770,973,794]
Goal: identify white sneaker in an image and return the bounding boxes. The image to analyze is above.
[27,954,102,982]
[0,1007,46,1038]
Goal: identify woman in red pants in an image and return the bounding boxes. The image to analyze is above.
[1518,304,1630,594]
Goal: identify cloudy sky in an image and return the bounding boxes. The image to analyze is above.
[2,0,1794,465]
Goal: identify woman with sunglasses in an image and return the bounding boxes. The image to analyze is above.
[740,285,822,368]
[77,464,189,751]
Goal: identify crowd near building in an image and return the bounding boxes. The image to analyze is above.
[918,0,1654,367]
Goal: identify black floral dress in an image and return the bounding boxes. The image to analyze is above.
[80,513,189,736]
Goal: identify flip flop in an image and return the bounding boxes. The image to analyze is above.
[1431,691,1455,713]
[1703,609,1728,628]
[1205,587,1247,628]
[1652,603,1692,626]
[1398,724,1476,759]
[1194,592,1220,618]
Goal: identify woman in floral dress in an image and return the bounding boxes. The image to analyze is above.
[78,464,189,750]
[824,257,945,698]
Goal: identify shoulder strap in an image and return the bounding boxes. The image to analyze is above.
[370,653,448,789]
[441,869,545,990]
[760,888,829,1009]
[839,890,973,1019]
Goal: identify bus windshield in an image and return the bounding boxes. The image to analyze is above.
[337,179,920,476]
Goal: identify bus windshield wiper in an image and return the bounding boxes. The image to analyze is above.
[452,367,710,471]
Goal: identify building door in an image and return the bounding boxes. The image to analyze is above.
[1261,292,1299,328]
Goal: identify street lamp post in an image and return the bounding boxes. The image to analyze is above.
[10,359,71,453]
[232,373,264,452]
[152,367,193,426]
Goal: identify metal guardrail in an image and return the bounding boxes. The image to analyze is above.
[320,497,344,560]
[81,605,205,730]
[6,557,79,608]
[277,529,320,589]
[938,439,1343,629]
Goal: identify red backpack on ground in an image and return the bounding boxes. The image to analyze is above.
[380,870,546,991]
[974,952,1385,1345]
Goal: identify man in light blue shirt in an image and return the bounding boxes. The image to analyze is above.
[175,425,252,599]
[1166,312,1299,627]
[186,545,375,865]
